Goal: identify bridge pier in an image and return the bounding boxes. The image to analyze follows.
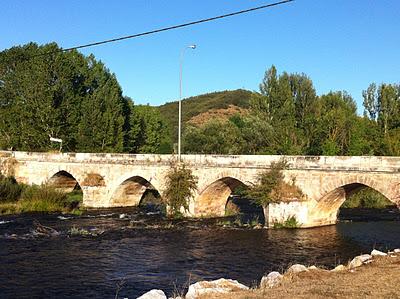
[81,186,110,208]
[264,201,312,228]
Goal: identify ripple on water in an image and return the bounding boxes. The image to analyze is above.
[0,211,400,298]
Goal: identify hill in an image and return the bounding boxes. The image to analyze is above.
[157,89,254,144]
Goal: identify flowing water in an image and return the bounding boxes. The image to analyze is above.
[0,208,399,298]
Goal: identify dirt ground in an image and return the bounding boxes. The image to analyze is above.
[199,253,400,299]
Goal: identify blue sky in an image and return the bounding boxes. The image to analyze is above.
[1,0,399,111]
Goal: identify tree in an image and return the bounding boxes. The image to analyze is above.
[0,42,130,152]
[252,66,312,154]
[362,83,378,120]
[129,105,169,153]
[77,58,127,152]
[316,91,358,155]
[183,119,244,154]
[363,83,400,135]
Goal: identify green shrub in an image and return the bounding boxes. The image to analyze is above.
[0,175,24,202]
[65,190,83,210]
[273,216,300,228]
[245,159,303,207]
[0,181,83,215]
[163,163,197,217]
[21,184,67,204]
[19,184,69,212]
[342,188,393,209]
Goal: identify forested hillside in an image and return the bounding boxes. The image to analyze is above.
[157,89,254,149]
[1,43,399,156]
[182,66,400,156]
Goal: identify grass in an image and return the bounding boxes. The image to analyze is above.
[196,252,400,299]
[273,216,300,229]
[0,175,24,202]
[0,175,83,215]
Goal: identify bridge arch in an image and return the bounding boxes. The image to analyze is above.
[47,170,81,193]
[310,175,397,225]
[109,175,161,207]
[194,176,248,217]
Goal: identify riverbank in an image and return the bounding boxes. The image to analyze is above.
[0,190,83,215]
[0,175,83,215]
[191,250,400,299]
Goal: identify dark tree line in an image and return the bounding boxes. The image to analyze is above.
[183,66,400,156]
[0,43,165,153]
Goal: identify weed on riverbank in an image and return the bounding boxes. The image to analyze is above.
[0,176,82,215]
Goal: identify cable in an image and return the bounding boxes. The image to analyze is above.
[31,0,294,57]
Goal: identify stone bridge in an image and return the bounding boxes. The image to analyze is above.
[1,151,399,228]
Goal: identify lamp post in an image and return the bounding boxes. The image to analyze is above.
[178,44,196,162]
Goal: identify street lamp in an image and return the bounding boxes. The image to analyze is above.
[178,44,196,162]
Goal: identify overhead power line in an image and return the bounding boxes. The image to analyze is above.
[33,0,294,57]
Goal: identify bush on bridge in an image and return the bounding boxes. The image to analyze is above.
[245,159,303,207]
[163,163,198,217]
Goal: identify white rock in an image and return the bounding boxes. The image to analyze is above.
[308,265,318,270]
[359,254,373,262]
[119,213,127,219]
[394,249,400,253]
[185,278,248,299]
[331,264,346,272]
[286,264,308,274]
[348,254,372,269]
[137,289,167,299]
[371,249,387,256]
[260,271,283,289]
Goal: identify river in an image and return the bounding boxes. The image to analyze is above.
[0,208,399,298]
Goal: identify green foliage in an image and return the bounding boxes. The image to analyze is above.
[362,82,400,154]
[0,43,132,153]
[65,190,83,210]
[163,163,198,216]
[183,119,244,154]
[158,89,253,147]
[244,160,303,207]
[1,46,399,158]
[0,175,24,202]
[273,216,299,229]
[129,105,170,153]
[0,178,83,214]
[21,184,67,204]
[342,188,394,209]
[164,66,399,157]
